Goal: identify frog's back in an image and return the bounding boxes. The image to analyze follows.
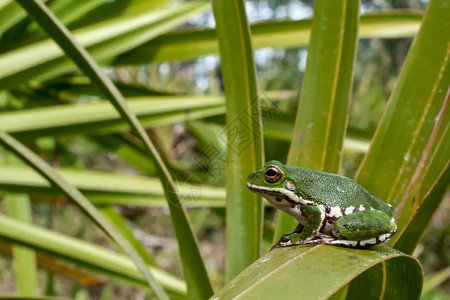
[289,166,392,216]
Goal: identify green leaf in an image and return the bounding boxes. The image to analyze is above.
[114,11,422,65]
[0,131,167,298]
[213,0,264,281]
[275,0,360,242]
[0,165,226,207]
[0,92,366,154]
[0,240,107,287]
[0,1,209,89]
[0,214,186,297]
[355,0,450,242]
[0,96,225,139]
[2,152,37,296]
[264,118,372,153]
[6,194,37,296]
[0,0,28,33]
[345,254,422,299]
[98,205,156,266]
[392,163,450,254]
[211,245,422,299]
[15,1,212,298]
[10,0,109,49]
[415,99,450,205]
[44,0,108,27]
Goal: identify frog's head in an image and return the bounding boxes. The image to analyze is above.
[246,160,302,208]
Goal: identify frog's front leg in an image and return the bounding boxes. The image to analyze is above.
[273,205,324,249]
[276,222,303,245]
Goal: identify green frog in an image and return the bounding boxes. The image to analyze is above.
[246,160,397,249]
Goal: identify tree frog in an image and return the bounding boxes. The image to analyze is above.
[246,160,397,249]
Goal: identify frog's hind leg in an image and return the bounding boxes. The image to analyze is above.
[331,210,397,246]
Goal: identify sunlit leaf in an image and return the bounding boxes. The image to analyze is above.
[0,165,225,207]
[211,245,422,299]
[0,1,209,89]
[0,96,225,138]
[213,0,264,281]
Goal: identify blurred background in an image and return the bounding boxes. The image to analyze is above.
[0,0,448,299]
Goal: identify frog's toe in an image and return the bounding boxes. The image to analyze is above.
[270,243,281,251]
[270,235,295,250]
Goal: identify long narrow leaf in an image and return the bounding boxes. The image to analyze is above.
[0,241,103,286]
[392,163,450,254]
[0,93,367,153]
[2,153,37,296]
[114,11,422,65]
[98,205,156,266]
[415,95,450,204]
[6,194,37,296]
[213,0,264,281]
[274,0,360,241]
[0,0,27,33]
[355,0,450,239]
[0,1,209,89]
[15,1,213,298]
[0,96,225,138]
[0,131,167,299]
[0,165,225,207]
[0,215,186,296]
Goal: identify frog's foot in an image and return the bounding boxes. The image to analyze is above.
[270,233,292,250]
[270,232,319,250]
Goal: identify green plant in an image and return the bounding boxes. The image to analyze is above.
[0,0,448,299]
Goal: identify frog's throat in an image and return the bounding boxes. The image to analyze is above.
[246,182,314,206]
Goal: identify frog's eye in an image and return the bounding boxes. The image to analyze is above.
[265,165,283,183]
[284,180,296,191]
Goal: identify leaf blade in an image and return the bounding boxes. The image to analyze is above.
[6,194,38,296]
[355,0,450,243]
[392,163,450,254]
[211,245,422,299]
[212,0,264,281]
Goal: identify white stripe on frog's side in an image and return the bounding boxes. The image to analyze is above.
[345,206,355,215]
[245,183,314,206]
[378,233,391,243]
[359,238,377,247]
[276,235,392,248]
[329,206,343,218]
